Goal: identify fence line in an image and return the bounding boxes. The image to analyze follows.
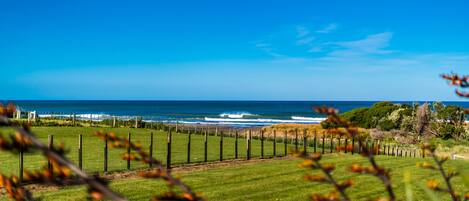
[12,126,426,183]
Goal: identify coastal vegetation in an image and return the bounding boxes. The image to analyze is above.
[327,101,468,141]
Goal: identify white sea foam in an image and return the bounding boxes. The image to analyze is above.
[205,117,324,124]
[178,121,271,126]
[291,116,325,121]
[38,113,113,121]
[37,113,326,126]
[218,112,253,119]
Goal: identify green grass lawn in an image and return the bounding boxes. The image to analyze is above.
[0,126,299,175]
[1,127,468,201]
[2,155,468,201]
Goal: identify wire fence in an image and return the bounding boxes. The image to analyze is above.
[3,126,426,183]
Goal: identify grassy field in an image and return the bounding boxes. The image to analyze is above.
[1,126,468,201]
[1,155,467,201]
[0,126,300,175]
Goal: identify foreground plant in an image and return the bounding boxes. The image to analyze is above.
[441,73,469,98]
[95,131,203,201]
[0,103,202,201]
[297,151,352,201]
[298,106,395,201]
[0,115,125,201]
[298,72,469,201]
[418,144,468,201]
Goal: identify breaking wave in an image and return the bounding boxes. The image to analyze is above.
[218,112,254,119]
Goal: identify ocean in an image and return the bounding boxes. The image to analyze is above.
[8,101,469,127]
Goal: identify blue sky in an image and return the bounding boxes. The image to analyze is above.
[1,0,469,100]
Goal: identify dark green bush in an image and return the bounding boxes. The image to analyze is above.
[340,101,401,128]
[378,119,396,131]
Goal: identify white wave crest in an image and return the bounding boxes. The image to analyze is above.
[218,112,253,119]
[205,117,324,124]
[291,116,325,121]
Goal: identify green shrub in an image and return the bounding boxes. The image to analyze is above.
[378,119,396,131]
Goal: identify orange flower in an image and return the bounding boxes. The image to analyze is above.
[426,179,439,190]
[350,164,363,173]
[304,174,326,182]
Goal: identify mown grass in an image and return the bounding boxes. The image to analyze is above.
[0,126,300,175]
[2,155,468,201]
[1,127,468,201]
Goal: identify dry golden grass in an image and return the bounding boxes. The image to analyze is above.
[262,124,368,138]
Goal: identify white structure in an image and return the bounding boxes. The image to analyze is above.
[27,111,37,122]
[16,109,22,119]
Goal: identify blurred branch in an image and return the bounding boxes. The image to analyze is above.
[0,115,126,201]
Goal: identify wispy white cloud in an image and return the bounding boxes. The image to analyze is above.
[330,32,394,56]
[316,23,338,33]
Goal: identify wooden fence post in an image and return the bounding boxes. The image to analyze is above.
[167,129,172,169]
[19,143,24,182]
[204,129,208,162]
[219,131,223,161]
[112,116,116,128]
[321,133,325,154]
[104,133,108,172]
[422,146,425,158]
[89,114,93,127]
[365,138,369,153]
[127,132,131,170]
[371,140,375,155]
[235,130,238,159]
[284,131,287,156]
[329,134,333,153]
[303,129,307,153]
[273,130,277,156]
[187,130,191,164]
[295,129,299,152]
[313,130,317,153]
[378,140,381,155]
[344,138,348,153]
[48,135,53,174]
[78,134,83,170]
[351,137,355,155]
[247,130,251,160]
[149,132,154,168]
[261,130,264,158]
[249,130,252,159]
[72,113,76,126]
